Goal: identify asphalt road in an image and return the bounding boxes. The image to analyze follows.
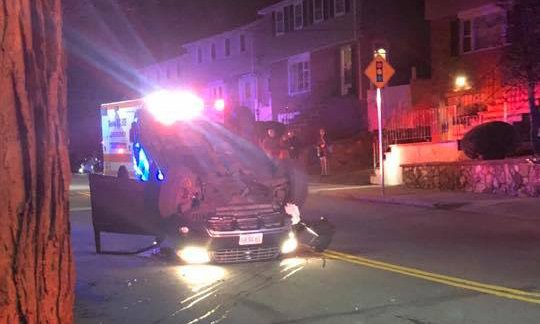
[70,174,540,324]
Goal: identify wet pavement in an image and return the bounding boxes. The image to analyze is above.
[70,175,540,323]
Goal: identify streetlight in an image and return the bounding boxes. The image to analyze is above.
[454,75,469,91]
[374,48,387,60]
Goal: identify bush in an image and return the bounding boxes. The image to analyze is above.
[461,121,518,160]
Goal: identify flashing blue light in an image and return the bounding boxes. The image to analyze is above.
[135,142,140,148]
[137,147,150,181]
[157,169,164,181]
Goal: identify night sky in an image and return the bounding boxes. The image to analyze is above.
[64,0,280,163]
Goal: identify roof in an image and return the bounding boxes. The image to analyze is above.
[257,0,293,15]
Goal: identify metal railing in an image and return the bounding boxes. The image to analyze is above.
[372,106,486,168]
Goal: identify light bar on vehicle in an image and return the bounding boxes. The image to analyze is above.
[144,90,204,125]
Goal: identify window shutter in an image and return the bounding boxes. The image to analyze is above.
[305,0,314,25]
[272,11,277,36]
[450,19,459,57]
[303,0,310,27]
[327,0,335,18]
[284,7,290,33]
[324,0,330,19]
[288,5,295,31]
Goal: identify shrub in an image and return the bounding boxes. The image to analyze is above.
[461,121,518,160]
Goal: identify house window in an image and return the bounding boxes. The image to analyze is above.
[225,38,231,56]
[313,0,324,23]
[294,2,303,30]
[340,45,353,95]
[240,34,246,52]
[209,82,225,100]
[460,10,506,53]
[335,0,346,16]
[288,53,311,95]
[211,43,216,60]
[244,82,252,99]
[197,47,203,64]
[275,10,285,35]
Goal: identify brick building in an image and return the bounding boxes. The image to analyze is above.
[426,0,539,121]
[138,0,429,139]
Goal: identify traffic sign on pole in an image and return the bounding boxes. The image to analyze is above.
[364,55,395,89]
[365,55,395,195]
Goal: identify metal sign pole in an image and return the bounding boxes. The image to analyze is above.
[376,88,385,195]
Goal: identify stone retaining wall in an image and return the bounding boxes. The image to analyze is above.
[402,158,540,197]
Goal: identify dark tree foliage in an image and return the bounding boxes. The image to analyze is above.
[462,121,518,160]
[500,0,540,153]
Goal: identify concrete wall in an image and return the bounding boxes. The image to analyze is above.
[402,158,540,197]
[373,141,466,186]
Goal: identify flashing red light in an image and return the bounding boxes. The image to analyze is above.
[118,148,125,154]
[214,99,225,111]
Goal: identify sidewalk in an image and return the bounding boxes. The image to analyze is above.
[309,184,540,221]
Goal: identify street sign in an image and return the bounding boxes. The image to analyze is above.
[364,55,395,89]
[364,55,395,195]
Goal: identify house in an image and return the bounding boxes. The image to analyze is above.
[256,0,430,138]
[138,21,273,123]
[426,0,539,122]
[137,0,429,139]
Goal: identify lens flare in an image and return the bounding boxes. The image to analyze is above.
[177,246,210,264]
[144,90,204,125]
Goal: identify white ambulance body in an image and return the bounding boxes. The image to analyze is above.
[100,99,142,177]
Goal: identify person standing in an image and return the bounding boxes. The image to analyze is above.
[317,128,330,176]
[285,130,301,160]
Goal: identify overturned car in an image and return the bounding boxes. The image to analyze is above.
[90,94,307,264]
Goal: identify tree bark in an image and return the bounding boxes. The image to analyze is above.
[0,0,74,323]
[528,79,540,154]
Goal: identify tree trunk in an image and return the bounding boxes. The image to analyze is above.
[0,0,74,323]
[528,79,540,154]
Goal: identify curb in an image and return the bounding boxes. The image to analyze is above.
[354,196,437,209]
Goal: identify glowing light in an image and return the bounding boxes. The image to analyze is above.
[375,48,387,59]
[455,75,468,90]
[176,265,226,292]
[214,99,225,111]
[180,226,190,234]
[135,147,150,181]
[156,169,164,181]
[281,236,298,254]
[177,246,210,264]
[118,148,125,154]
[144,90,204,125]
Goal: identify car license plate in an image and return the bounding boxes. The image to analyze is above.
[239,233,263,245]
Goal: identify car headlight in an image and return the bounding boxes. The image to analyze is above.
[177,246,210,264]
[281,233,298,254]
